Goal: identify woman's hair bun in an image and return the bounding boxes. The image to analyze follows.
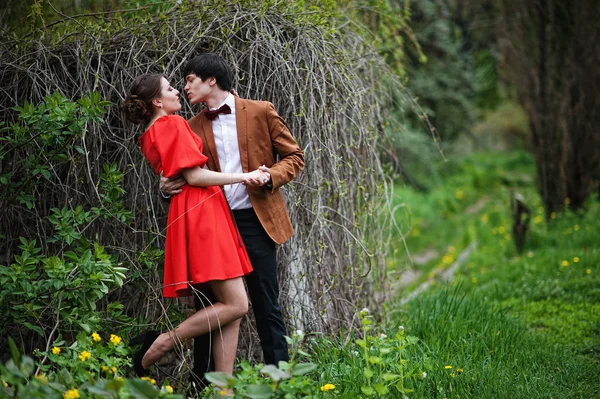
[122,96,151,125]
[122,74,165,125]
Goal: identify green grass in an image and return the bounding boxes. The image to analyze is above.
[305,151,599,398]
[385,150,600,398]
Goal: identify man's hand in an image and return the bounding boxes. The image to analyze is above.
[160,173,186,196]
[244,165,271,187]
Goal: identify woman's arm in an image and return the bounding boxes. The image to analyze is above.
[182,166,269,187]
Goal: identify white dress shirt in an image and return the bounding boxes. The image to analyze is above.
[210,93,252,210]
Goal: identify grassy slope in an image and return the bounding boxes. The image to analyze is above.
[388,151,600,398]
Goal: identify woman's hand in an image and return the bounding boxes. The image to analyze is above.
[243,166,271,187]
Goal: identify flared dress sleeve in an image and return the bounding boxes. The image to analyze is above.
[152,115,208,177]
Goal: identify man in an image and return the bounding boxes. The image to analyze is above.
[160,53,304,379]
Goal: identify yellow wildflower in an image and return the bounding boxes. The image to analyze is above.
[63,389,80,399]
[527,251,534,258]
[111,367,117,374]
[481,214,489,223]
[35,374,48,384]
[320,383,336,392]
[455,190,464,200]
[78,351,91,362]
[498,226,505,234]
[587,269,592,275]
[574,224,580,231]
[141,376,156,385]
[109,334,122,345]
[101,366,109,373]
[561,260,569,267]
[445,365,453,369]
[457,368,464,374]
[51,347,61,355]
[2,380,7,387]
[442,255,455,265]
[91,332,102,342]
[219,389,229,396]
[471,277,477,284]
[573,257,580,263]
[534,215,543,224]
[165,385,174,393]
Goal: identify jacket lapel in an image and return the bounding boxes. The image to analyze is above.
[199,113,222,172]
[235,97,249,172]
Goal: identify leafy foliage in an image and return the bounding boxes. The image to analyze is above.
[0,337,182,399]
[0,92,132,355]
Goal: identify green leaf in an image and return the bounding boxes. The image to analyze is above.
[87,385,115,397]
[290,362,317,376]
[58,369,73,386]
[205,372,236,388]
[20,356,35,376]
[361,386,375,396]
[374,383,389,395]
[23,322,44,336]
[405,335,419,345]
[8,337,21,364]
[126,379,159,398]
[368,356,382,364]
[245,384,274,399]
[355,339,366,348]
[260,365,290,381]
[382,372,400,381]
[79,322,91,333]
[364,368,374,379]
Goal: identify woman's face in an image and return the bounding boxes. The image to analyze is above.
[156,77,181,114]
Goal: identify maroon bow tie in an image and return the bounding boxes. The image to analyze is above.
[204,104,231,120]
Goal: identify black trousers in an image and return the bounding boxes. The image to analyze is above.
[192,208,289,382]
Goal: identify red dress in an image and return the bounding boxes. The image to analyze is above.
[138,115,252,298]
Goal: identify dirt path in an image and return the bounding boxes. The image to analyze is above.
[398,241,477,306]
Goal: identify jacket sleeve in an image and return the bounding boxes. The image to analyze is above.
[265,102,304,190]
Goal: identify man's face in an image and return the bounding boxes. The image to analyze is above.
[184,73,213,105]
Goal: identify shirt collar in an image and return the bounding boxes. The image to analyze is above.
[210,92,235,111]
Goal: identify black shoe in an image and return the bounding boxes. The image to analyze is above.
[131,330,160,377]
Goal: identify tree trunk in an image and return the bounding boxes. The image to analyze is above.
[497,0,600,216]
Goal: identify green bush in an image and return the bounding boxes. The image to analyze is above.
[0,92,131,355]
[1,337,182,399]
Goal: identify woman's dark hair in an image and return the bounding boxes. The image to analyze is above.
[122,74,166,125]
[183,53,233,91]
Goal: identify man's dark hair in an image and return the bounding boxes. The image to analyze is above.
[183,53,233,91]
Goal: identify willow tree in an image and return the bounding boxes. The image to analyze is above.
[0,0,407,360]
[497,0,600,215]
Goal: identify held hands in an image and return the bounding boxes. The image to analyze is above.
[244,165,271,187]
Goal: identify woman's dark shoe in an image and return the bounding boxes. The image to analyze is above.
[131,330,160,377]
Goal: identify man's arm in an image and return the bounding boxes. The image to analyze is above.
[264,102,304,190]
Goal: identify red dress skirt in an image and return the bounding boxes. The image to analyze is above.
[138,115,252,297]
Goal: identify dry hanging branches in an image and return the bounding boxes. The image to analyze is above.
[0,0,407,360]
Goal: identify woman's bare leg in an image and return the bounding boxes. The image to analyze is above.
[141,277,247,369]
[211,318,241,374]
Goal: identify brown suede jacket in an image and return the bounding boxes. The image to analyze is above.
[187,97,304,245]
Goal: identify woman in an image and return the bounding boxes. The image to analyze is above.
[122,74,267,377]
